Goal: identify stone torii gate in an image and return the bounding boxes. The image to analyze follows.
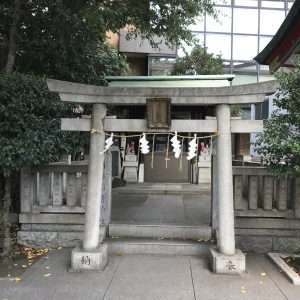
[47,77,278,274]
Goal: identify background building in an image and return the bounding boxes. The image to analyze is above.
[185,0,294,84]
[116,0,294,82]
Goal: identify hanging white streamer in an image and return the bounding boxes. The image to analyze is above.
[187,134,197,160]
[170,131,181,158]
[139,133,150,154]
[100,133,114,154]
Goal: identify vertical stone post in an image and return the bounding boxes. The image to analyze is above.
[211,155,219,232]
[210,104,245,275]
[83,104,107,250]
[216,104,235,255]
[71,104,108,271]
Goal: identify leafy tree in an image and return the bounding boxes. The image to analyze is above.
[0,73,83,261]
[0,1,218,77]
[171,44,224,75]
[170,44,243,117]
[254,62,300,178]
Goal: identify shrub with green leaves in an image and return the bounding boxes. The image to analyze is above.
[0,73,78,176]
[254,62,300,178]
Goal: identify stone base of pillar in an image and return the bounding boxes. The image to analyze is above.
[210,248,246,275]
[70,244,108,272]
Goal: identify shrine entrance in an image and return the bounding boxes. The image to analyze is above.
[47,75,278,274]
[111,183,211,225]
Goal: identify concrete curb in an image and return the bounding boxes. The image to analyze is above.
[268,253,300,285]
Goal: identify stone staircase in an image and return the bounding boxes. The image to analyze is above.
[104,223,216,256]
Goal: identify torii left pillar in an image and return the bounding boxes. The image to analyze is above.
[210,104,245,274]
[71,104,108,271]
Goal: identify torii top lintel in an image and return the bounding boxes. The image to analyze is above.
[47,76,278,106]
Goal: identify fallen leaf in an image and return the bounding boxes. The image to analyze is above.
[260,272,266,276]
[15,277,21,282]
[240,287,246,294]
[116,252,124,256]
[43,273,51,277]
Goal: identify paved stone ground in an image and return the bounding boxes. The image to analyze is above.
[111,191,211,225]
[1,249,299,300]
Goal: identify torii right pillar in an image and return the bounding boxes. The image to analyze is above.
[210,104,246,274]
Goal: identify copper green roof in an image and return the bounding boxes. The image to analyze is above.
[105,75,235,88]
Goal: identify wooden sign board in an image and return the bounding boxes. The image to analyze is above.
[146,98,171,128]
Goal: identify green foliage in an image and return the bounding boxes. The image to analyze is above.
[0,1,218,80]
[0,1,129,83]
[171,45,224,75]
[254,62,300,178]
[0,73,79,176]
[286,243,300,260]
[93,0,218,46]
[230,105,242,118]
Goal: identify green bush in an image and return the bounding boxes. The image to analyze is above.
[0,72,78,176]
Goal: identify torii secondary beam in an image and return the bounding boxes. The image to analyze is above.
[61,118,264,133]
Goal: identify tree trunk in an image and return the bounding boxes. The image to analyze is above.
[5,0,21,74]
[1,175,12,263]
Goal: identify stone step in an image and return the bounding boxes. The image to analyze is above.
[109,223,212,239]
[113,189,211,195]
[104,237,215,256]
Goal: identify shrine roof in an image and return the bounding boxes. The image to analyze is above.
[254,0,300,71]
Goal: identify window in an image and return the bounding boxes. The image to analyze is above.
[233,8,258,34]
[260,10,285,35]
[189,16,205,32]
[233,35,258,60]
[261,1,285,9]
[177,33,204,57]
[234,0,258,7]
[206,33,232,60]
[259,36,272,51]
[255,99,269,120]
[148,57,175,76]
[215,0,232,5]
[288,1,295,9]
[206,7,232,33]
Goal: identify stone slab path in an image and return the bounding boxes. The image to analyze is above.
[1,249,299,300]
[111,192,211,225]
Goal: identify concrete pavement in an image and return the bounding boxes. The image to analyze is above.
[1,249,299,300]
[112,192,211,225]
